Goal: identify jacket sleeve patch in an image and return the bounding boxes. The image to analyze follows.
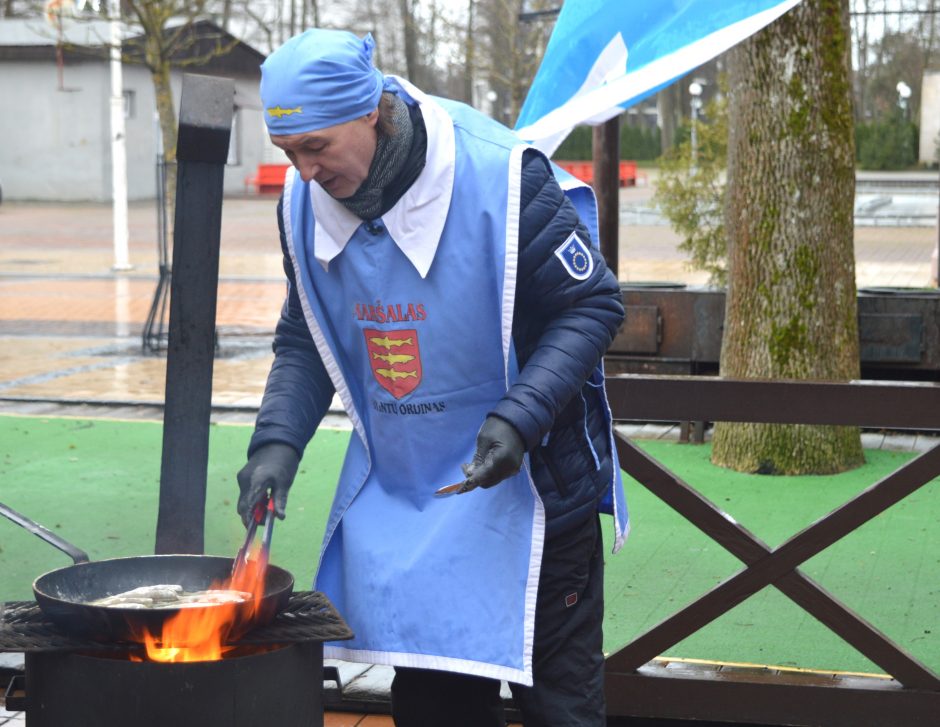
[553,232,594,281]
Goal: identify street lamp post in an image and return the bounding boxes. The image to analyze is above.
[896,81,911,119]
[107,0,131,271]
[689,81,703,172]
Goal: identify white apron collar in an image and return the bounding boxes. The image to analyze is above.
[309,76,456,279]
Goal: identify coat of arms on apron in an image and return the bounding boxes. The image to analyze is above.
[364,328,423,398]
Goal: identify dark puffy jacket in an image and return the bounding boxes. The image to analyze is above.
[250,149,624,536]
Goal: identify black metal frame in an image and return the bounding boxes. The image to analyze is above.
[141,152,171,354]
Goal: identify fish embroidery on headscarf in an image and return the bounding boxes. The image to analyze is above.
[267,106,302,118]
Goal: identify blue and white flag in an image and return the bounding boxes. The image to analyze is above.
[515,0,804,155]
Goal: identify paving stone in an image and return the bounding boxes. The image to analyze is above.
[912,434,939,453]
[881,433,917,452]
[860,431,886,450]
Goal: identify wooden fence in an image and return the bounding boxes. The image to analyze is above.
[603,375,940,726]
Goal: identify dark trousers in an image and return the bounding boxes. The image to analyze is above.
[390,514,606,727]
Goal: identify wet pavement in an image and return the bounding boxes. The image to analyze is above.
[2,180,938,422]
[1,195,285,419]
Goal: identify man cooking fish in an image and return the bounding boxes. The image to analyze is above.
[236,28,628,727]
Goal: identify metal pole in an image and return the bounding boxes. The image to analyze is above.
[108,0,131,271]
[155,74,233,555]
[689,81,703,174]
[592,115,621,277]
[142,112,170,353]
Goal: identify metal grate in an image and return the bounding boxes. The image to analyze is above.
[0,591,352,653]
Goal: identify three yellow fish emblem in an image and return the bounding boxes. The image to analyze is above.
[364,328,421,397]
[266,106,302,119]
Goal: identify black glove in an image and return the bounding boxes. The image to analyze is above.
[460,416,525,493]
[236,443,300,527]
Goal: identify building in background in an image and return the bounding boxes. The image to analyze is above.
[0,17,267,202]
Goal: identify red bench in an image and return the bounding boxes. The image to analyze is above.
[245,163,291,194]
[554,160,639,187]
[245,160,641,194]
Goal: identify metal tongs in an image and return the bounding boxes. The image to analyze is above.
[232,496,275,581]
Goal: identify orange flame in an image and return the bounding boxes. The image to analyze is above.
[133,549,268,663]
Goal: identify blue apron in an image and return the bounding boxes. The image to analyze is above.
[282,81,626,685]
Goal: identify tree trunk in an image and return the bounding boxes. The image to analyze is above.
[853,0,869,120]
[399,0,419,85]
[464,0,475,105]
[658,82,681,154]
[508,0,526,122]
[924,0,938,72]
[711,0,864,475]
[150,59,177,234]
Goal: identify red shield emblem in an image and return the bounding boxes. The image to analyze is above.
[364,328,422,399]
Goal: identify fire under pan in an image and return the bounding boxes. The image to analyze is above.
[1,591,353,727]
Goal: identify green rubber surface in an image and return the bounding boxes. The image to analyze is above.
[2,415,937,675]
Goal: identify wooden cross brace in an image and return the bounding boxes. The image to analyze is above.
[606,433,940,691]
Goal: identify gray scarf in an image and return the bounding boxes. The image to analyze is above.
[340,93,413,221]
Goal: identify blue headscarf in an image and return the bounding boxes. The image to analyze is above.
[260,29,385,135]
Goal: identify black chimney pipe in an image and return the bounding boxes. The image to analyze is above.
[155,73,234,555]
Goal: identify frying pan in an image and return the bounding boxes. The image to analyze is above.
[0,501,294,642]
